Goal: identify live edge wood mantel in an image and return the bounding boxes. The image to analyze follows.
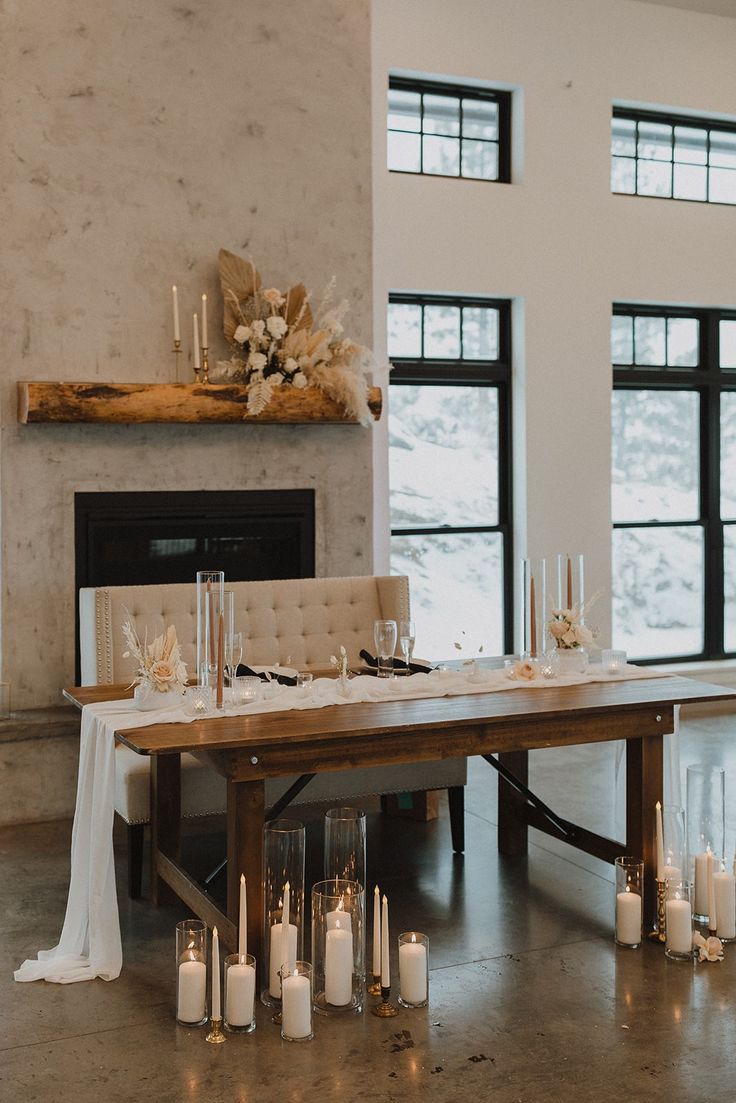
[17,381,382,425]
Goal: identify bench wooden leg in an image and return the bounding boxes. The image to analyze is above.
[497,750,529,857]
[127,822,145,899]
[448,786,465,853]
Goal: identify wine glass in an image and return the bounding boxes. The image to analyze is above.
[398,620,415,674]
[226,631,243,687]
[373,619,397,678]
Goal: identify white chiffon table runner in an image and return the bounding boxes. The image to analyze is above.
[14,662,671,984]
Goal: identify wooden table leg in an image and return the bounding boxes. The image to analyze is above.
[227,777,265,957]
[497,750,529,857]
[626,735,663,929]
[150,753,181,906]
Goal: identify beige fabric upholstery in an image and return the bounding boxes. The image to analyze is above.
[79,575,466,824]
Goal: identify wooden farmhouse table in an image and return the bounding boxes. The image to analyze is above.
[64,676,735,952]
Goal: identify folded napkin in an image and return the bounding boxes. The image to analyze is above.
[235,664,297,687]
[359,649,433,675]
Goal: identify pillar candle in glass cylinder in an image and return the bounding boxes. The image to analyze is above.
[665,881,694,960]
[176,919,207,1025]
[281,962,313,1041]
[398,932,429,1008]
[614,857,643,948]
[713,860,736,941]
[224,954,256,1032]
[324,919,353,1006]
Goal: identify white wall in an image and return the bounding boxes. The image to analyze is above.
[372,0,736,649]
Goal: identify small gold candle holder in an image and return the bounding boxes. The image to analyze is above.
[371,984,399,1018]
[201,346,210,385]
[367,974,381,997]
[648,878,667,943]
[205,1016,226,1044]
[172,338,182,381]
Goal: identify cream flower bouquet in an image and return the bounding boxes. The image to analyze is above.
[214,248,374,424]
[547,604,596,650]
[122,620,188,692]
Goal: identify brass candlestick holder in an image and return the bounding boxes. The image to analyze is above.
[172,338,182,381]
[201,346,210,385]
[206,1015,226,1044]
[371,984,398,1018]
[367,974,381,997]
[648,879,667,943]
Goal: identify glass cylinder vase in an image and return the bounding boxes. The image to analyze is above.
[665,880,694,961]
[552,553,584,617]
[614,857,643,948]
[175,919,208,1025]
[196,570,224,686]
[521,557,546,657]
[713,856,736,942]
[324,807,367,890]
[261,819,305,1009]
[224,952,256,1033]
[398,931,429,1007]
[686,764,725,924]
[311,878,365,1016]
[660,805,686,881]
[280,961,314,1041]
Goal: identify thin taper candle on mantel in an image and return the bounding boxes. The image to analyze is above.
[201,293,210,383]
[171,285,182,378]
[193,313,201,382]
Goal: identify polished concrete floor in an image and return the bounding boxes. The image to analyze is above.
[3,711,736,1102]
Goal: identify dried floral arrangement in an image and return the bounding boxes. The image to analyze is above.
[122,619,188,692]
[548,598,597,650]
[214,248,374,423]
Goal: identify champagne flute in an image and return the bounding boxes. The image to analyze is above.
[373,619,397,678]
[398,620,415,674]
[226,631,243,687]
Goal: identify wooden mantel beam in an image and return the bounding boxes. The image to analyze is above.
[17,381,382,425]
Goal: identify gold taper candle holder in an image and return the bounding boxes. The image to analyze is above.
[172,338,182,381]
[648,878,667,943]
[201,346,210,385]
[206,1015,226,1043]
[367,974,381,997]
[371,984,398,1018]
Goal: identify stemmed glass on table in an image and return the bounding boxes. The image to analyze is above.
[373,619,397,678]
[226,631,243,688]
[398,620,415,675]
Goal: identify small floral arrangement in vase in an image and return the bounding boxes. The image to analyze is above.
[547,606,595,650]
[330,645,351,694]
[122,619,188,709]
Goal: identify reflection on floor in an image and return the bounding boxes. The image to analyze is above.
[2,710,736,1102]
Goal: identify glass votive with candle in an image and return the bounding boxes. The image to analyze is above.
[296,672,313,693]
[665,880,694,961]
[280,961,314,1041]
[176,919,208,1025]
[261,819,305,1009]
[398,932,429,1008]
[601,649,627,674]
[311,878,365,1015]
[615,857,643,948]
[232,676,261,706]
[224,952,256,1033]
[184,684,214,717]
[713,856,736,942]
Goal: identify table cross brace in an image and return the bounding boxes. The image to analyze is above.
[483,753,573,839]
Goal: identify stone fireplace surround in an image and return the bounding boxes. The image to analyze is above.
[0,419,373,824]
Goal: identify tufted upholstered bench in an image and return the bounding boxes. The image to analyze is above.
[79,575,466,896]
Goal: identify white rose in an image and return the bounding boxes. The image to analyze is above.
[266,315,288,339]
[233,324,250,344]
[285,357,298,372]
[250,319,265,338]
[270,372,284,386]
[292,372,308,389]
[262,287,286,307]
[573,624,594,647]
[549,620,568,640]
[248,352,267,372]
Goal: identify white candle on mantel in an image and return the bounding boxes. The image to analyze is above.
[381,894,390,988]
[372,885,381,977]
[177,955,206,1023]
[399,934,428,1004]
[193,313,201,369]
[269,888,298,998]
[714,867,736,940]
[655,801,665,880]
[325,918,353,1006]
[211,926,221,1020]
[282,972,311,1039]
[172,285,180,342]
[694,850,710,917]
[707,850,717,932]
[615,888,642,946]
[201,293,208,347]
[665,895,693,955]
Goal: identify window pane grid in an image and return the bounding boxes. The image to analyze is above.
[613,311,701,369]
[612,110,736,205]
[388,78,510,182]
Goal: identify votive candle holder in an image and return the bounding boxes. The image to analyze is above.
[280,961,314,1041]
[398,932,429,1007]
[224,952,256,1033]
[176,919,208,1025]
[665,881,694,961]
[615,857,643,948]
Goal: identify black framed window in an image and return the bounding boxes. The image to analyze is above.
[388,293,513,660]
[612,305,736,661]
[612,107,736,204]
[388,76,511,182]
